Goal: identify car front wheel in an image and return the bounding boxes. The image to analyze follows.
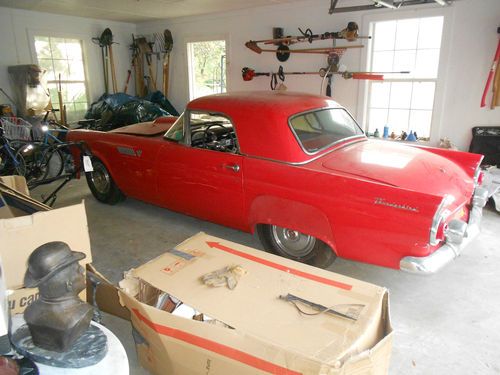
[85,157,125,204]
[257,224,336,269]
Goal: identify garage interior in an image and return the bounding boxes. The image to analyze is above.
[0,0,499,374]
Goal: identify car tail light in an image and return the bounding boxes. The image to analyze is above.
[429,195,454,246]
[473,165,484,186]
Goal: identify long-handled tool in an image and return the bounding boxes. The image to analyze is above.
[482,27,500,109]
[131,34,146,97]
[57,74,66,126]
[247,22,369,48]
[92,28,117,94]
[123,69,132,94]
[162,30,173,98]
[136,36,157,92]
[481,28,500,108]
[108,41,118,94]
[242,66,386,82]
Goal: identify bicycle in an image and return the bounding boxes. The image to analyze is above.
[0,127,27,176]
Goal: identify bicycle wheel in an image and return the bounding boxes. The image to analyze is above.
[0,146,27,176]
[41,147,64,180]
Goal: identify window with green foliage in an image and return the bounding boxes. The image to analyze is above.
[34,36,89,122]
[187,40,227,100]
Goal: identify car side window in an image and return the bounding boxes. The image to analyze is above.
[188,112,239,154]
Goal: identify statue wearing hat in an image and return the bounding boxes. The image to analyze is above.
[23,241,93,352]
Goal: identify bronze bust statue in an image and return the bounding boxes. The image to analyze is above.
[23,242,93,352]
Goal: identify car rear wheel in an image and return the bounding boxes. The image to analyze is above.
[257,224,336,269]
[85,157,125,204]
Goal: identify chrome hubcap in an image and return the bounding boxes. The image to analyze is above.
[271,225,316,258]
[91,162,111,194]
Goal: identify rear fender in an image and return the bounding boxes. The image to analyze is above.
[411,145,483,180]
[248,196,337,253]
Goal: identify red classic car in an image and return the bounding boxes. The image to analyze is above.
[68,91,488,274]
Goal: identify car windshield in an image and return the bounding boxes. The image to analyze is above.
[164,113,185,141]
[289,108,364,154]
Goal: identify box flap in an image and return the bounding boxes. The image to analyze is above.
[0,201,92,289]
[130,232,387,364]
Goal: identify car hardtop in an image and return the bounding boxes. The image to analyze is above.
[186,91,364,164]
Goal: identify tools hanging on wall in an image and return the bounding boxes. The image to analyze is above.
[245,22,370,62]
[92,28,118,94]
[242,66,385,90]
[129,29,173,98]
[481,27,500,109]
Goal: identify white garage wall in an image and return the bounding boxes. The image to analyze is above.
[0,7,136,110]
[137,0,500,151]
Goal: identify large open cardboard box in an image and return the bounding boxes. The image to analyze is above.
[119,233,393,374]
[0,179,92,315]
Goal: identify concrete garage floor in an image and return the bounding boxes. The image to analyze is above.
[31,178,500,375]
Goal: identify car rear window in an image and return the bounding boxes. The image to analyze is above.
[289,108,364,154]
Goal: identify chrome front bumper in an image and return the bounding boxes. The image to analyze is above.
[400,188,487,275]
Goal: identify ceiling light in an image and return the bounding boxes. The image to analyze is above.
[372,0,398,9]
[433,0,449,5]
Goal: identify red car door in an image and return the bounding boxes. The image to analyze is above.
[107,135,160,201]
[156,142,245,230]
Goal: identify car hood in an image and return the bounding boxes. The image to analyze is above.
[320,140,474,199]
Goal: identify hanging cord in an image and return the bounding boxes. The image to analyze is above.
[298,27,314,43]
[270,66,286,90]
[320,64,334,95]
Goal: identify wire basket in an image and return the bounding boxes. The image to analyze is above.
[0,117,32,141]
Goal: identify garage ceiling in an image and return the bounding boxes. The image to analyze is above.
[0,0,309,23]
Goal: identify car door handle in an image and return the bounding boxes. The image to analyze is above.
[224,164,240,172]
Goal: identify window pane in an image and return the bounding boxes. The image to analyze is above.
[388,109,409,133]
[415,49,440,78]
[370,82,390,108]
[372,51,394,72]
[409,110,432,138]
[38,59,55,81]
[368,108,388,134]
[50,37,67,59]
[69,61,85,80]
[34,37,52,59]
[393,50,416,74]
[187,40,227,100]
[411,82,435,110]
[418,17,443,49]
[65,40,83,60]
[52,59,70,81]
[389,82,412,109]
[373,21,396,51]
[66,83,87,103]
[395,19,419,50]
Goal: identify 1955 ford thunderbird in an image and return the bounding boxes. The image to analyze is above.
[68,91,488,274]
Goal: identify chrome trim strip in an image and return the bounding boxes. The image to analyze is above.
[400,205,482,275]
[240,137,367,166]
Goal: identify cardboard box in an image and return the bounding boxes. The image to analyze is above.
[0,179,92,314]
[119,233,393,375]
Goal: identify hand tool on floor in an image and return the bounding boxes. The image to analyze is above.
[279,293,364,321]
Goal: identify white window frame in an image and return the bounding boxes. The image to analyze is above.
[184,34,230,102]
[27,30,91,118]
[357,6,453,144]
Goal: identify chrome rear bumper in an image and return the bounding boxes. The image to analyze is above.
[400,188,486,275]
